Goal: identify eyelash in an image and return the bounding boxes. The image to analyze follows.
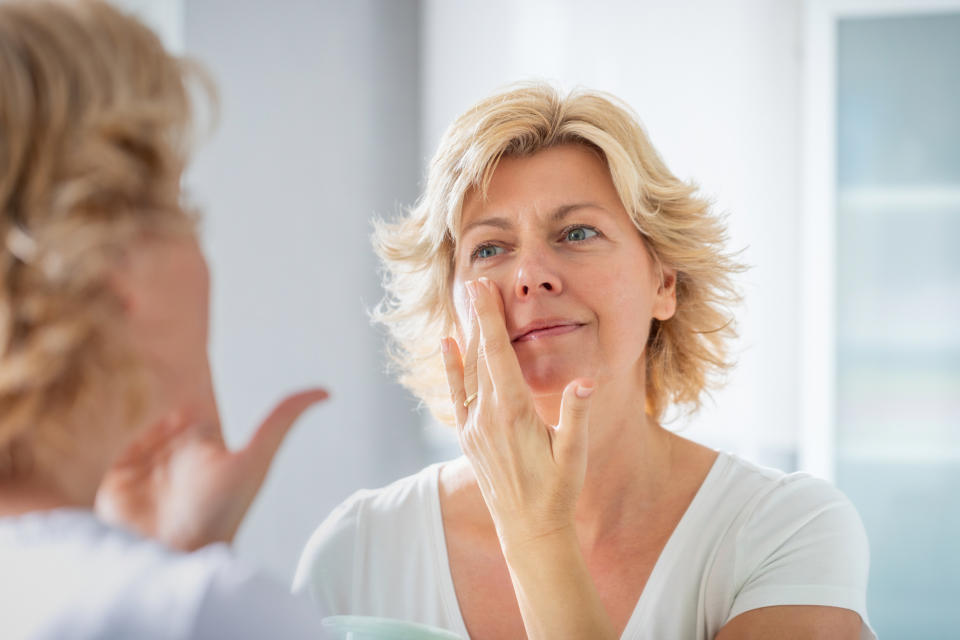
[468,225,602,262]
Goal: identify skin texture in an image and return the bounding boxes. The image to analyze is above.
[438,145,863,639]
[717,606,864,639]
[452,145,676,426]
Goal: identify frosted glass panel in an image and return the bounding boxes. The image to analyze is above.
[836,13,960,638]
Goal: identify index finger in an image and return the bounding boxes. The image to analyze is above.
[472,277,526,398]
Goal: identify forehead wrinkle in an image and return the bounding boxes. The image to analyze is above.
[459,215,514,238]
[461,201,606,238]
[551,201,604,222]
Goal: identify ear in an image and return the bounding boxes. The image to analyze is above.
[103,239,167,323]
[652,265,677,321]
[103,251,139,317]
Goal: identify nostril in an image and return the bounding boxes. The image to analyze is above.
[542,282,552,291]
[521,285,529,295]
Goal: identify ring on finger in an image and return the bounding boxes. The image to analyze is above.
[463,391,478,408]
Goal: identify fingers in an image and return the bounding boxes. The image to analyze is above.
[440,337,468,429]
[241,388,329,480]
[461,283,482,404]
[476,340,493,400]
[469,278,525,401]
[111,410,190,467]
[555,379,595,469]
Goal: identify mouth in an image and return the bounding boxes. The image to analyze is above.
[511,321,584,343]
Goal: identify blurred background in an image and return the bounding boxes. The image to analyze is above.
[115,0,959,637]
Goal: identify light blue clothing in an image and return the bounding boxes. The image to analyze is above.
[0,509,327,639]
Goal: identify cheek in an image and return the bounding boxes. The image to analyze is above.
[595,271,654,348]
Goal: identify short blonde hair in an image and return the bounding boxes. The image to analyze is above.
[0,0,210,468]
[374,83,742,424]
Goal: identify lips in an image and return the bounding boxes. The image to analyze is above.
[511,320,584,343]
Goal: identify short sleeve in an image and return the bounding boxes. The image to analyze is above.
[292,493,364,615]
[727,476,876,640]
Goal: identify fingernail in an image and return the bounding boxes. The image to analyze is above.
[465,280,478,301]
[576,382,595,398]
[478,277,490,293]
[440,338,449,354]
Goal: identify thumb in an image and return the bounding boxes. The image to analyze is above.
[555,378,595,469]
[241,388,329,482]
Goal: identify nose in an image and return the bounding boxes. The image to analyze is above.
[513,248,563,299]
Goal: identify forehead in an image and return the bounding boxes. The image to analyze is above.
[459,144,623,229]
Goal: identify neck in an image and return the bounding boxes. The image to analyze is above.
[0,437,109,518]
[0,377,172,520]
[577,394,676,546]
[0,480,94,518]
[532,371,678,547]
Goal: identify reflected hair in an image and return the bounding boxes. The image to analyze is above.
[373,83,743,424]
[0,0,212,470]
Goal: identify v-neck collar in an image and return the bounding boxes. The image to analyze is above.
[428,452,729,640]
[618,451,728,638]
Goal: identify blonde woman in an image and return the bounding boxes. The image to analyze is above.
[0,2,330,637]
[295,85,875,639]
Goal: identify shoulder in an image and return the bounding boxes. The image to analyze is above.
[722,456,869,560]
[292,464,442,604]
[713,456,872,632]
[96,523,329,639]
[0,507,233,587]
[297,462,442,562]
[1,510,322,639]
[192,547,326,639]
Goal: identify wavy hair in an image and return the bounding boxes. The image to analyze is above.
[374,83,743,425]
[0,0,211,473]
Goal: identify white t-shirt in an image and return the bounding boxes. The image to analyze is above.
[293,452,876,640]
[0,508,328,640]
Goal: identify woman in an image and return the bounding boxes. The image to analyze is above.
[294,85,875,639]
[0,2,329,637]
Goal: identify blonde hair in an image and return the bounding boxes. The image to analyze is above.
[374,83,742,424]
[0,0,211,471]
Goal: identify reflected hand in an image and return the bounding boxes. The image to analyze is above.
[95,388,328,551]
[441,277,595,550]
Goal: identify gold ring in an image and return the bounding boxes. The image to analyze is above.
[463,392,478,408]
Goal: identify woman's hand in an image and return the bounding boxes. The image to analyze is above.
[441,278,615,639]
[95,388,328,551]
[441,277,595,549]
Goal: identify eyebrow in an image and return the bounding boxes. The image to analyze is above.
[460,202,604,236]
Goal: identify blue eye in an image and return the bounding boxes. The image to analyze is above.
[473,244,504,260]
[564,226,599,242]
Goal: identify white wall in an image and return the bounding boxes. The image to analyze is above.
[422,0,804,468]
[184,0,425,582]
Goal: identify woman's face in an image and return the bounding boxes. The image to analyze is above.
[453,144,676,397]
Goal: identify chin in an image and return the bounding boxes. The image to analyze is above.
[517,353,590,396]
